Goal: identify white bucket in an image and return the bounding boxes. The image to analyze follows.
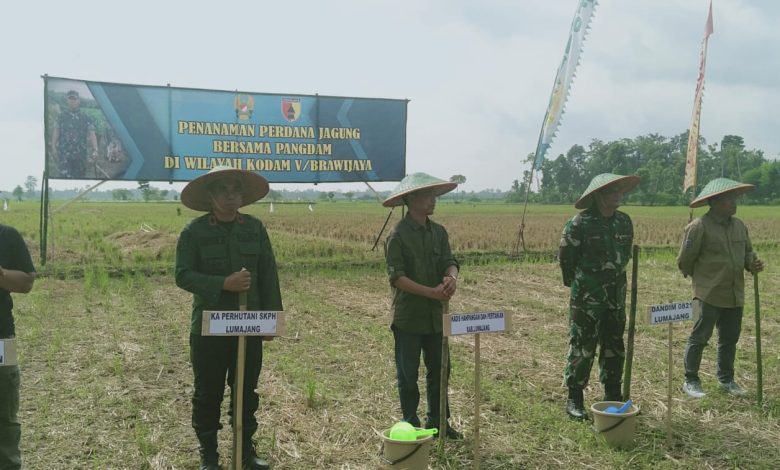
[591,401,640,448]
[378,428,433,469]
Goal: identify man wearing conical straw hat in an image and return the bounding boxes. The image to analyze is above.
[678,178,764,399]
[176,166,282,470]
[383,173,463,439]
[559,173,639,420]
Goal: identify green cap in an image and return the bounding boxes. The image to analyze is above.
[574,173,640,209]
[181,165,269,211]
[689,177,755,208]
[382,172,457,207]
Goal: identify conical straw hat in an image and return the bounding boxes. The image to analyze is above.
[689,177,755,208]
[181,165,269,211]
[382,173,457,207]
[574,173,640,209]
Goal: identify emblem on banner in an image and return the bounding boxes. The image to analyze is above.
[234,94,254,120]
[281,97,301,122]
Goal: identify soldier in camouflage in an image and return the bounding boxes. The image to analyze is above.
[558,173,639,420]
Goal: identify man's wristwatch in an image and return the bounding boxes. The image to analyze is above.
[445,274,457,281]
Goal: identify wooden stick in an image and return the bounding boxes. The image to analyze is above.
[666,322,673,450]
[474,333,481,470]
[438,301,450,454]
[623,245,639,400]
[233,291,248,470]
[754,271,763,406]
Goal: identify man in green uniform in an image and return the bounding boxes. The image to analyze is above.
[678,178,764,398]
[383,173,463,439]
[176,166,282,470]
[0,224,36,470]
[559,173,639,420]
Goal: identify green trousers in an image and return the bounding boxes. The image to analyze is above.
[0,365,21,470]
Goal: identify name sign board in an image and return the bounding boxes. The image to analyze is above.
[202,311,285,336]
[0,338,18,366]
[647,302,693,325]
[444,311,509,337]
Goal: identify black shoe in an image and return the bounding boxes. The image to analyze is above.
[200,457,220,470]
[242,449,270,470]
[425,422,464,440]
[566,399,588,421]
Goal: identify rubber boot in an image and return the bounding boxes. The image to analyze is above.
[604,382,623,402]
[196,431,220,470]
[566,387,587,421]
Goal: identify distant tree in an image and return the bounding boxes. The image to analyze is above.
[112,189,132,201]
[327,191,335,202]
[318,192,328,201]
[24,175,38,196]
[267,189,283,202]
[12,185,23,202]
[344,191,354,202]
[450,174,466,200]
[505,179,526,203]
[137,180,158,202]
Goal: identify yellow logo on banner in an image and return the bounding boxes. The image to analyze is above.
[234,94,254,121]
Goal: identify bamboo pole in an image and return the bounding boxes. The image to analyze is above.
[438,301,450,454]
[623,245,640,400]
[753,271,763,406]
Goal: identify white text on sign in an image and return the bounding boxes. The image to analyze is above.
[202,311,284,336]
[445,311,508,336]
[647,302,693,325]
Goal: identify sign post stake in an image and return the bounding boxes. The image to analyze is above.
[442,309,508,468]
[201,300,284,469]
[647,300,693,449]
[666,322,673,449]
[438,301,450,455]
[474,333,481,470]
[232,291,247,470]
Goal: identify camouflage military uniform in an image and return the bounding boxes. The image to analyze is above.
[559,206,633,390]
[55,109,94,178]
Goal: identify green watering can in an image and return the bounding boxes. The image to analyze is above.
[388,421,438,441]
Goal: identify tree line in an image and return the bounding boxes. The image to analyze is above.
[506,132,780,205]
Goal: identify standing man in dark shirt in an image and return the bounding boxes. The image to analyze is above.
[559,173,639,420]
[383,173,463,439]
[176,166,282,470]
[0,224,36,470]
[678,178,764,398]
[51,90,98,178]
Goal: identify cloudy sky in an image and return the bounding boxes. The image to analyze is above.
[1,0,777,194]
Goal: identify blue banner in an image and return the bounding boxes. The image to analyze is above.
[44,77,407,183]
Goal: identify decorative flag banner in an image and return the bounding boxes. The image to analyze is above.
[533,0,598,169]
[43,76,407,183]
[683,1,714,194]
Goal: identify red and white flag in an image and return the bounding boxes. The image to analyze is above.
[683,1,715,193]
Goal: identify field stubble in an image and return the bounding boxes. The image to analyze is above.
[4,200,780,468]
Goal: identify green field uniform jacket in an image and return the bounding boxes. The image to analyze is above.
[385,215,458,334]
[175,213,283,335]
[559,207,633,309]
[677,210,754,308]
